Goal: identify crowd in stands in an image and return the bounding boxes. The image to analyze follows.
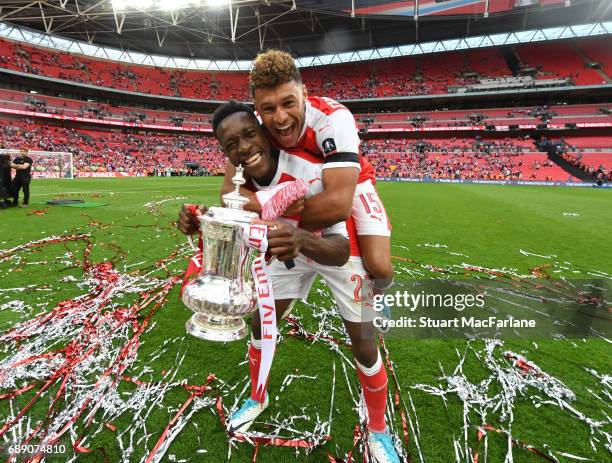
[0,117,225,176]
[1,115,609,182]
[362,136,573,181]
[357,103,612,130]
[0,88,210,129]
[1,36,610,101]
[2,86,610,135]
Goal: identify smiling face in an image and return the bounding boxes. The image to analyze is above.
[253,80,307,149]
[216,111,275,184]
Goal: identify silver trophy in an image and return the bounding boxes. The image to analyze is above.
[182,165,260,341]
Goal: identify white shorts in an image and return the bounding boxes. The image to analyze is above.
[269,255,376,323]
[352,179,391,237]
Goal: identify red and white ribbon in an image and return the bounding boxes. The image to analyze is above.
[242,223,277,394]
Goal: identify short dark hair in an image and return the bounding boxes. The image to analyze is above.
[211,101,258,136]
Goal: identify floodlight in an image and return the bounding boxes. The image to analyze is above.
[160,0,190,9]
[111,0,128,10]
[207,0,229,7]
[132,0,153,8]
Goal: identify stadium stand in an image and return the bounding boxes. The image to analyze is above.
[2,36,610,100]
[361,137,573,181]
[559,150,611,182]
[3,87,609,133]
[563,135,612,149]
[0,88,210,129]
[575,37,612,74]
[0,117,224,176]
[355,104,612,130]
[0,38,251,100]
[514,42,606,85]
[1,35,611,183]
[4,110,599,182]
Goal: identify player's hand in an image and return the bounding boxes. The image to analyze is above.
[253,219,302,262]
[177,204,207,235]
[282,198,305,217]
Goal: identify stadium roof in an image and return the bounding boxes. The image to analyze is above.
[0,0,610,61]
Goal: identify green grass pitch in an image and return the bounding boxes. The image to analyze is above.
[0,177,610,462]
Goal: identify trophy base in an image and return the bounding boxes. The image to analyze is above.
[186,313,248,342]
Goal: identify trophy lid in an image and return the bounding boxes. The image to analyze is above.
[204,165,258,225]
[222,165,249,210]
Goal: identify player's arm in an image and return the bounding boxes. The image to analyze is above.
[11,162,31,170]
[220,161,304,216]
[177,207,349,265]
[299,166,358,230]
[300,107,361,230]
[261,219,349,267]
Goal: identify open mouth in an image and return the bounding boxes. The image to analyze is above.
[244,151,263,167]
[275,124,294,137]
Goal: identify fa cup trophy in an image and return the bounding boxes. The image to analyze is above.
[182,166,260,341]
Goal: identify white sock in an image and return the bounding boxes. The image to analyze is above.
[355,351,382,376]
[250,333,262,349]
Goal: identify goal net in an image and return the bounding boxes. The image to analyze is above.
[0,149,74,179]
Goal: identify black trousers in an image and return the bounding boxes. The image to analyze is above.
[12,176,31,205]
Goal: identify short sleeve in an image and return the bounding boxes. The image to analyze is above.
[316,108,360,157]
[317,109,361,171]
[321,220,348,238]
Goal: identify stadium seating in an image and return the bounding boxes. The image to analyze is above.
[575,37,612,74]
[559,150,611,181]
[576,153,612,170]
[355,104,611,130]
[361,137,573,181]
[2,36,609,100]
[4,87,609,133]
[4,113,599,182]
[514,42,606,85]
[0,38,251,100]
[1,35,610,183]
[0,88,210,129]
[0,117,225,176]
[563,136,612,149]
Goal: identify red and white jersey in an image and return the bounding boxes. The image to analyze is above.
[279,96,376,185]
[246,149,362,257]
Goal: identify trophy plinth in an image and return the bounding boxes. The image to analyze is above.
[186,313,247,342]
[182,165,259,342]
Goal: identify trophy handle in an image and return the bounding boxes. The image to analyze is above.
[187,234,199,252]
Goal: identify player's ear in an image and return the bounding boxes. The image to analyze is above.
[302,84,308,99]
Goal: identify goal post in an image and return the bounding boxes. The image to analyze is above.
[0,149,74,179]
